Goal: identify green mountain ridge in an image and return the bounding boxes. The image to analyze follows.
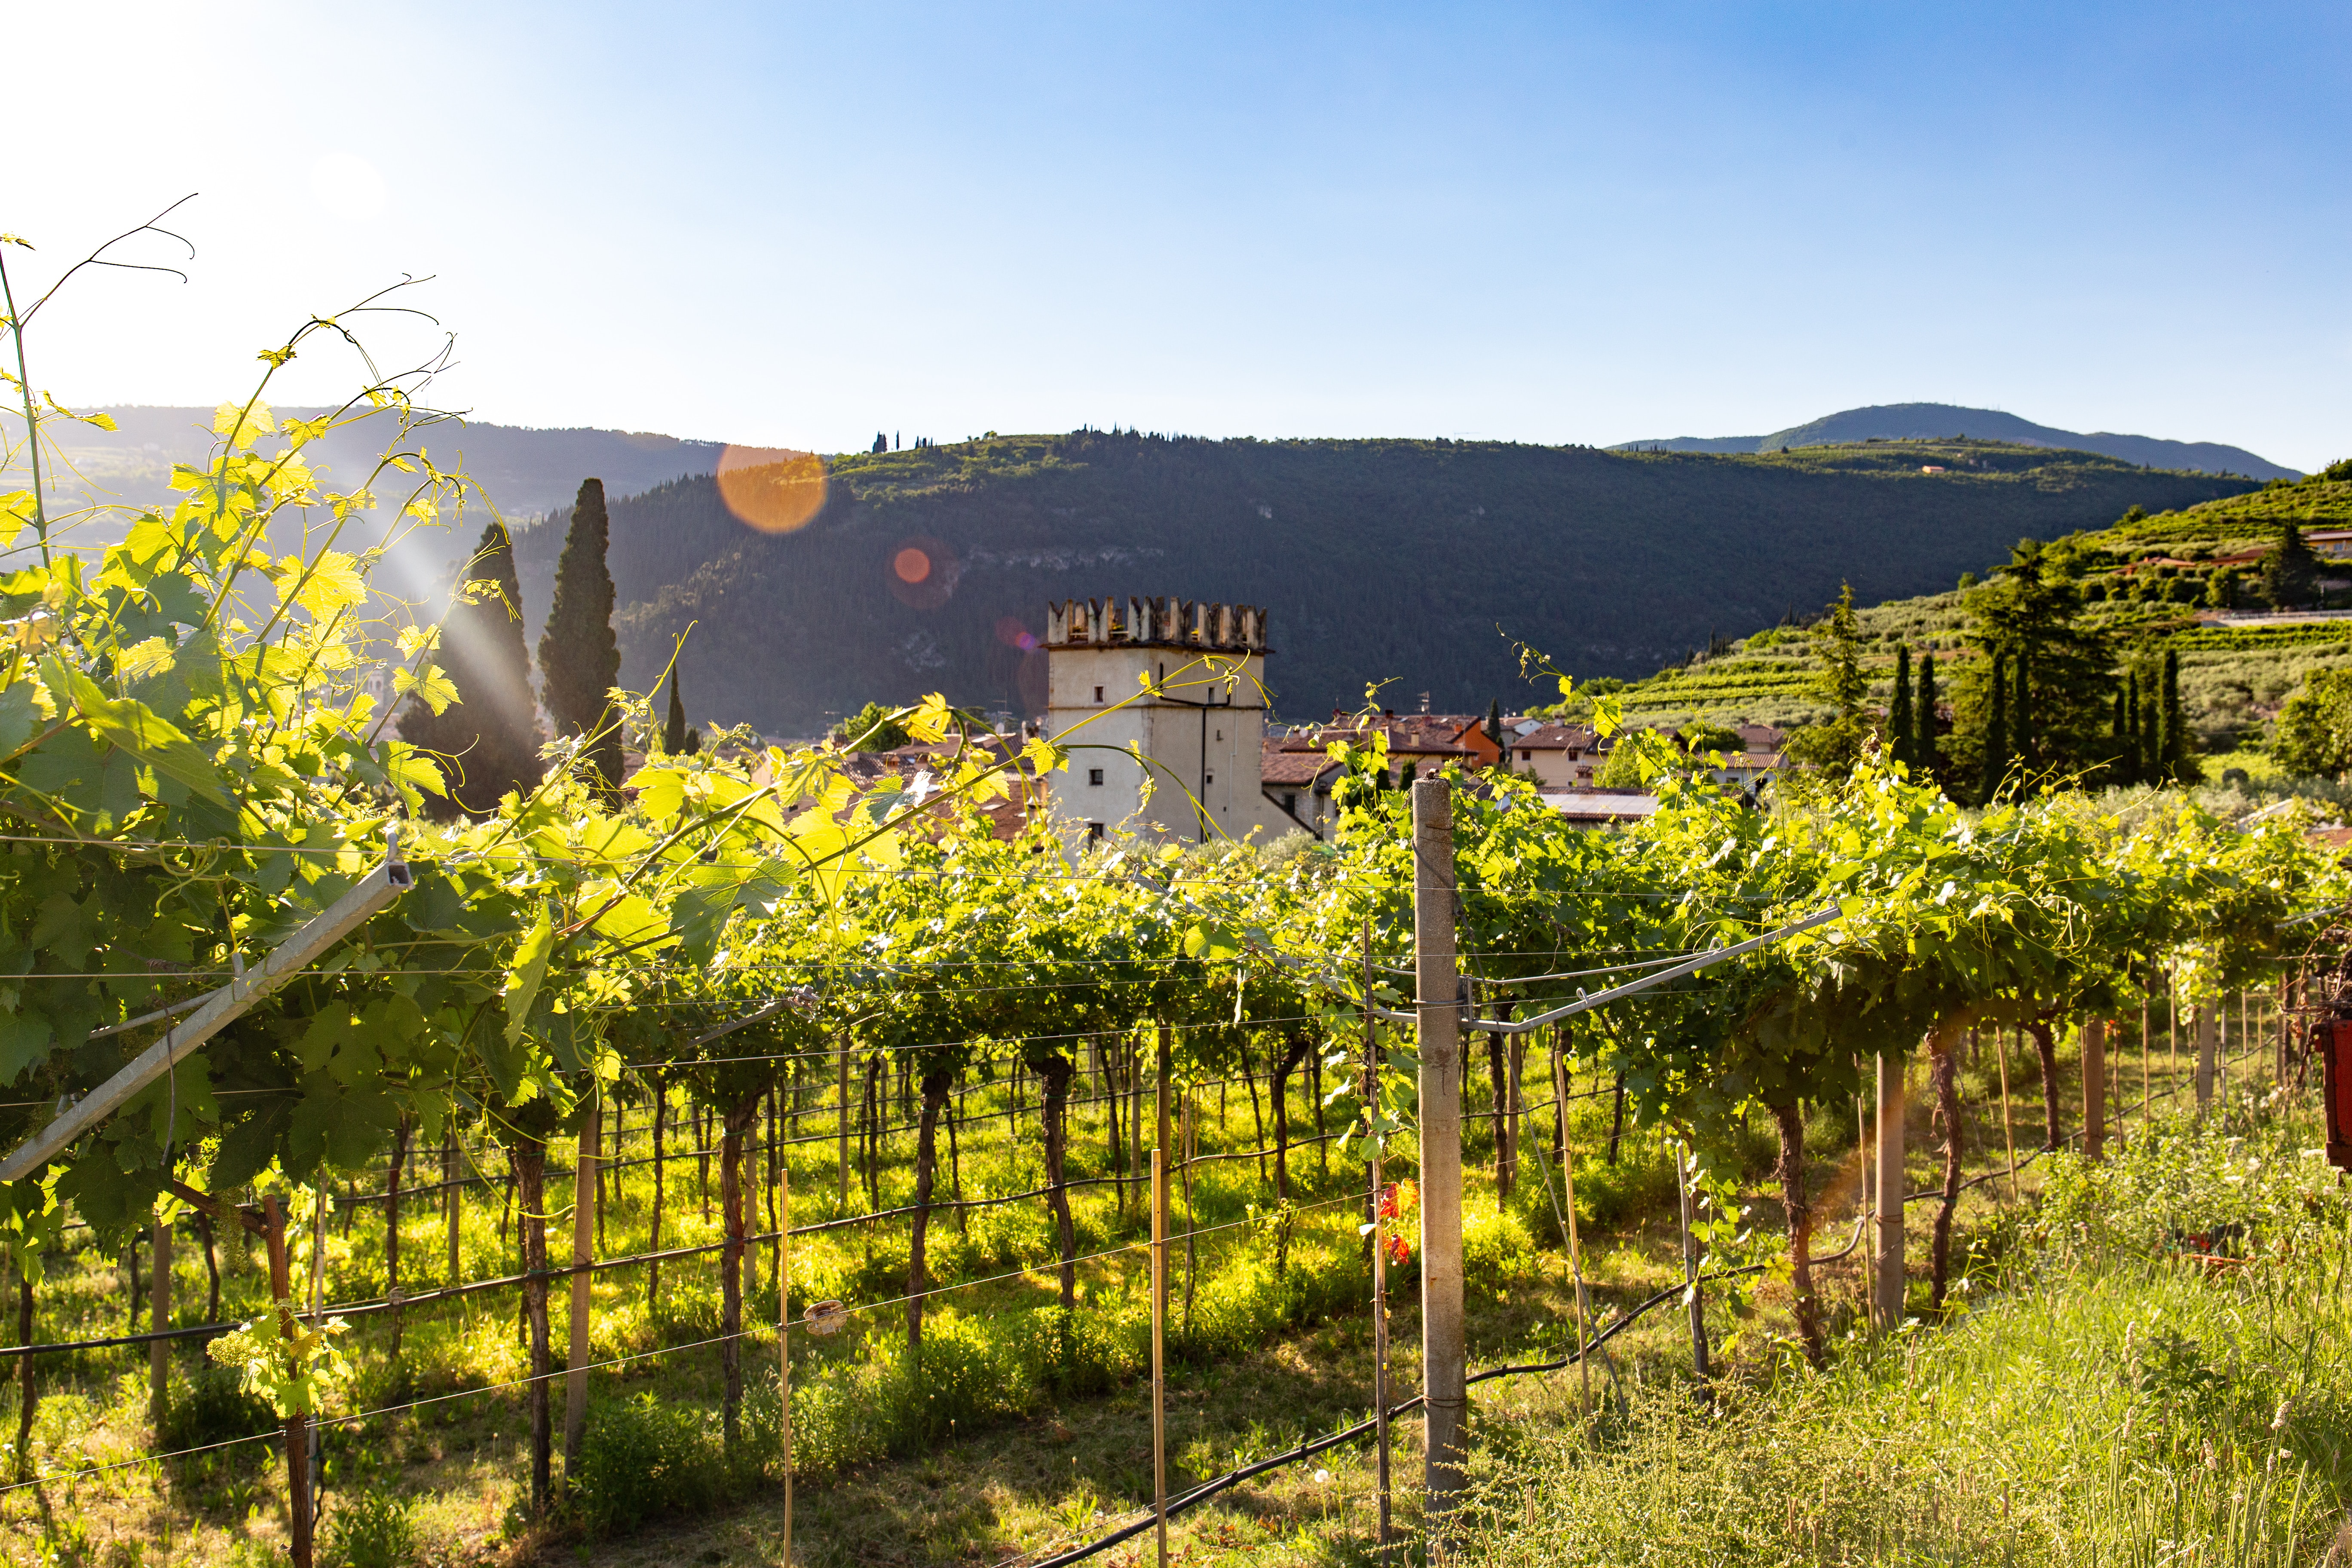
[1614,401,2295,479]
[503,431,2256,736]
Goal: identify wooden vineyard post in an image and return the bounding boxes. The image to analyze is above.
[778,1167,793,1568]
[564,1093,600,1488]
[1410,778,1467,1519]
[2081,1018,2106,1162]
[265,1195,314,1568]
[1151,1145,1168,1568]
[837,1035,851,1216]
[2141,998,2152,1124]
[1552,1039,1592,1418]
[1872,1051,1906,1330]
[1363,925,1392,1557]
[1992,1027,2018,1202]
[147,1211,170,1435]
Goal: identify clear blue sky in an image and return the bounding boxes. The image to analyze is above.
[14,1,2349,469]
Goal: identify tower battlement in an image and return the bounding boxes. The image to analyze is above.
[1042,596,1268,653]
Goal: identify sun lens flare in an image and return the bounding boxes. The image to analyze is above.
[888,534,958,609]
[716,445,827,534]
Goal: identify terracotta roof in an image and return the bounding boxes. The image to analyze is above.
[1260,742,1341,787]
[1507,723,1594,751]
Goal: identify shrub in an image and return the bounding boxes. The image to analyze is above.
[164,1363,276,1458]
[571,1393,725,1538]
[323,1489,417,1568]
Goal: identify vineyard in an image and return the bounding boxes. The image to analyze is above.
[1,254,2350,1568]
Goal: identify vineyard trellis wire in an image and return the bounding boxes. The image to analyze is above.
[0,245,2344,1565]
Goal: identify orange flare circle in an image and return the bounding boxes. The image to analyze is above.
[893,547,932,584]
[717,445,827,534]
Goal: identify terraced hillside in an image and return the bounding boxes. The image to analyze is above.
[1604,461,2352,752]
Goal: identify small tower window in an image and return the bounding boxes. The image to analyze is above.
[1087,768,1104,786]
[1086,822,1105,843]
[1094,685,1104,703]
[1205,772,1215,787]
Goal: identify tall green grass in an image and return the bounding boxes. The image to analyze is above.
[1458,1099,2352,1565]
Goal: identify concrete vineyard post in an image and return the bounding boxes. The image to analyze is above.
[1992,1027,2018,1202]
[1873,1052,1905,1330]
[1552,1040,1592,1417]
[308,1187,326,1515]
[2197,1003,2217,1109]
[147,1214,170,1435]
[1151,1145,1168,1568]
[1410,777,1466,1519]
[444,1128,460,1288]
[1363,925,1391,1557]
[2081,1019,2105,1162]
[265,1195,313,1568]
[1675,1143,1709,1380]
[564,1095,599,1485]
[779,1167,793,1568]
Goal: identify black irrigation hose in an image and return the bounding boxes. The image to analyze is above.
[0,1131,1395,1357]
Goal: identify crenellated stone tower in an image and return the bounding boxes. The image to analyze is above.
[1041,595,1283,844]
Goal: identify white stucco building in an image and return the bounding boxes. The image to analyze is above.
[1042,595,1292,845]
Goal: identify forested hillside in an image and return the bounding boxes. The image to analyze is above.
[511,431,2254,735]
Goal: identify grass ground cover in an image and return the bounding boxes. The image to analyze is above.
[0,986,2263,1565]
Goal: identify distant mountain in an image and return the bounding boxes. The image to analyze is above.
[35,405,724,519]
[1612,402,2297,480]
[501,432,2258,737]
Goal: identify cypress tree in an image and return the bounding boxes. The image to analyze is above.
[1915,651,1939,775]
[1484,698,1504,753]
[538,478,625,789]
[2138,675,2160,782]
[1888,645,1914,769]
[1978,651,2008,802]
[663,667,690,755]
[397,520,546,819]
[2161,648,2188,781]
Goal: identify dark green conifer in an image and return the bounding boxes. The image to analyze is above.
[398,520,545,819]
[663,666,690,755]
[2260,521,2321,610]
[1978,651,2008,802]
[1888,645,1914,769]
[2161,648,2189,781]
[538,478,625,789]
[1915,651,1939,775]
